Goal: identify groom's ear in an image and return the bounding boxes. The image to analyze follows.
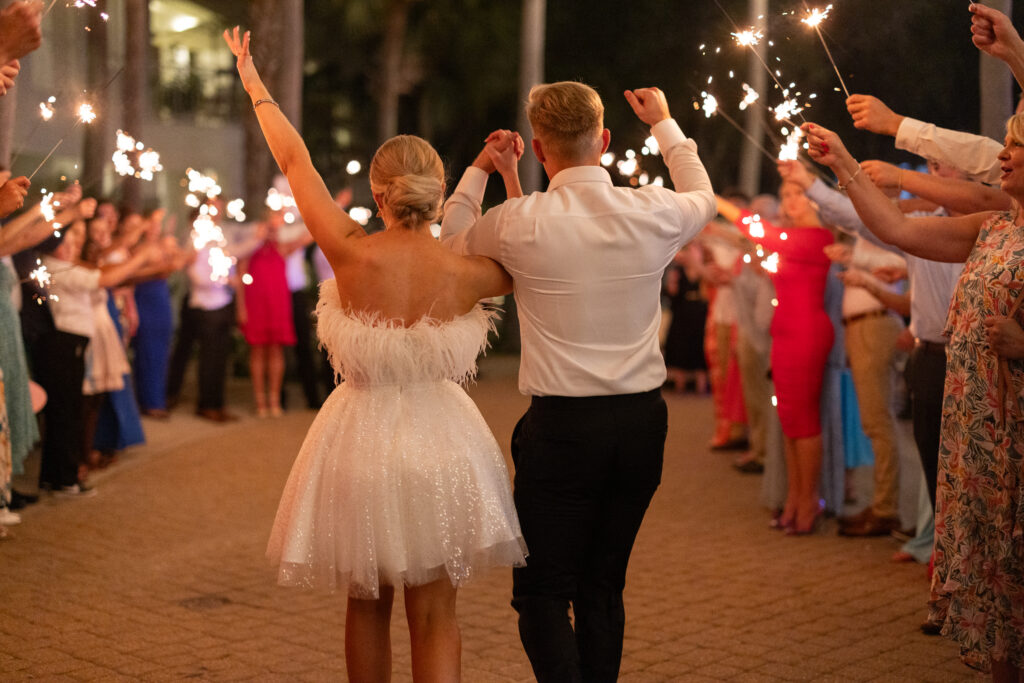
[531,138,546,164]
[601,129,611,154]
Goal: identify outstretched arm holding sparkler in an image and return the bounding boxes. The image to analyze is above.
[860,159,1011,215]
[847,93,1004,184]
[0,184,95,257]
[971,3,1024,91]
[0,0,42,64]
[223,27,364,271]
[802,122,987,263]
[0,171,28,216]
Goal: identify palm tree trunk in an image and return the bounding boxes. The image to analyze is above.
[516,0,545,196]
[246,0,304,206]
[79,1,111,197]
[377,0,412,145]
[120,0,149,212]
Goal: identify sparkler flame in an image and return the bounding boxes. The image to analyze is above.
[77,103,97,124]
[40,192,56,223]
[739,83,760,111]
[773,98,803,122]
[731,28,763,47]
[743,214,766,240]
[112,130,162,180]
[778,127,805,161]
[761,252,780,273]
[29,262,51,289]
[700,91,718,119]
[801,5,833,28]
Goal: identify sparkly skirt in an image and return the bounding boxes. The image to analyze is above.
[266,380,526,598]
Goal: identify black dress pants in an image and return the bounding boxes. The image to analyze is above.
[32,331,88,489]
[906,343,947,508]
[195,303,235,411]
[511,388,667,683]
[290,289,321,408]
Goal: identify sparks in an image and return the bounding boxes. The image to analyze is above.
[39,99,55,120]
[732,28,763,47]
[778,127,805,161]
[226,198,246,222]
[773,98,803,122]
[761,252,780,274]
[700,91,718,119]
[743,214,766,240]
[28,262,51,289]
[77,103,97,124]
[739,83,760,111]
[801,5,833,28]
[40,192,56,223]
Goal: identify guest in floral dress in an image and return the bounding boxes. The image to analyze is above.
[803,116,1024,679]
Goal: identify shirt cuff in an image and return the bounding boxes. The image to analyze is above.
[452,166,489,201]
[806,177,830,204]
[652,118,687,153]
[894,116,924,153]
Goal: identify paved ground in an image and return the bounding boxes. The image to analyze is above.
[1,355,974,681]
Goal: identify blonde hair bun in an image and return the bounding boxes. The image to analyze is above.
[370,135,445,228]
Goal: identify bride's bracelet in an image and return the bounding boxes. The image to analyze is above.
[837,164,862,192]
[254,98,279,109]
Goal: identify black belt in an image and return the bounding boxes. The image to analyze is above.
[915,340,947,355]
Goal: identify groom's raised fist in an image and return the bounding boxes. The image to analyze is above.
[624,87,669,126]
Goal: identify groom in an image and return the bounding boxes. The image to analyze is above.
[442,83,715,682]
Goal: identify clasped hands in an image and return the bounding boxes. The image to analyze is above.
[472,130,524,176]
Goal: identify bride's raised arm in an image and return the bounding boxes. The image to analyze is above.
[223,27,362,268]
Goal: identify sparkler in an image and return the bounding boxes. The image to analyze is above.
[111,130,163,181]
[39,97,56,121]
[801,3,850,98]
[28,261,51,289]
[731,28,763,47]
[713,0,807,123]
[778,127,805,161]
[695,94,777,164]
[76,103,96,123]
[700,91,719,119]
[739,83,759,111]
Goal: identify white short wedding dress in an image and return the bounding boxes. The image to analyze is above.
[267,280,527,598]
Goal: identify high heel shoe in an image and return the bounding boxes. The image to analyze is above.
[786,499,825,536]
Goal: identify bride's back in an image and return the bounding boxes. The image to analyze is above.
[322,134,501,326]
[332,229,479,325]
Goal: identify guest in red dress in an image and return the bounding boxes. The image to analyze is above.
[239,213,297,417]
[717,174,835,535]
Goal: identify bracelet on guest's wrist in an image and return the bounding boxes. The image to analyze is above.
[837,164,862,192]
[253,97,279,109]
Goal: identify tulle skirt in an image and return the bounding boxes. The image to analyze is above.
[267,379,526,598]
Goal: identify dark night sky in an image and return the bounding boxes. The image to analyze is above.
[541,0,1018,192]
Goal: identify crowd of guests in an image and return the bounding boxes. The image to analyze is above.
[0,4,337,539]
[2,1,1022,679]
[660,5,1024,678]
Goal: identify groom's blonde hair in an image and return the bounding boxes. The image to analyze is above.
[526,81,604,162]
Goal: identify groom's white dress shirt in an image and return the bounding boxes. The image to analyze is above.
[442,118,715,397]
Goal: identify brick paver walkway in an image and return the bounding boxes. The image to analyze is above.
[1,355,971,681]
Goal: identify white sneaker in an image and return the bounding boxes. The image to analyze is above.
[0,508,20,525]
[54,483,97,498]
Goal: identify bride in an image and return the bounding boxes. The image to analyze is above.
[224,27,527,682]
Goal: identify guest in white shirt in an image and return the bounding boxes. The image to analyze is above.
[442,83,714,683]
